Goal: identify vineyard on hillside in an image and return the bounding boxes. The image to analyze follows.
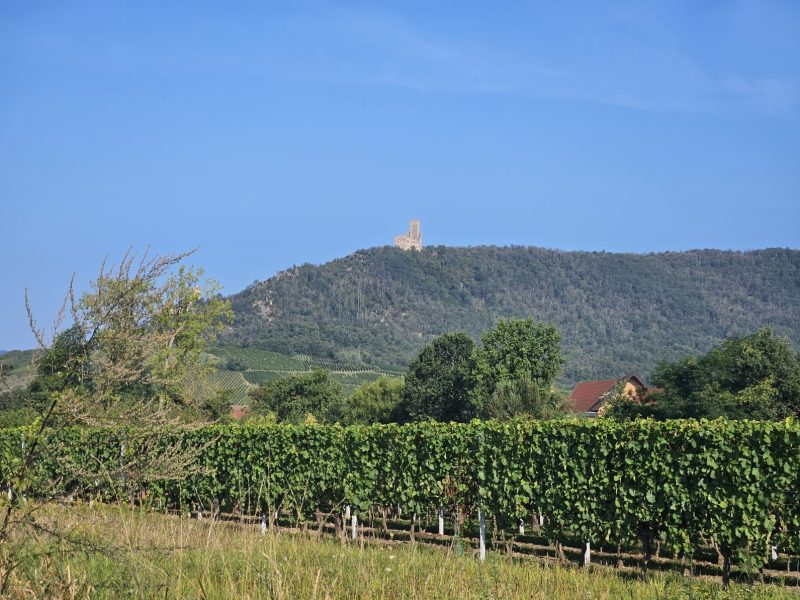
[209,346,403,397]
[3,418,799,583]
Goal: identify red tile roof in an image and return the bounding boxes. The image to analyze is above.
[230,405,251,421]
[570,379,618,413]
[570,375,648,413]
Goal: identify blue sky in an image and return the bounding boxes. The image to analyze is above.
[1,1,799,349]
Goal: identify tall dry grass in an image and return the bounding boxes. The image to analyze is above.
[3,504,796,599]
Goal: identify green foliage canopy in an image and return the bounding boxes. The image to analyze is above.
[643,329,800,420]
[15,252,233,426]
[472,319,563,413]
[396,332,476,423]
[248,369,343,423]
[479,375,564,420]
[332,376,404,425]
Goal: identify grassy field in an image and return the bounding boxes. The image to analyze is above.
[4,504,797,599]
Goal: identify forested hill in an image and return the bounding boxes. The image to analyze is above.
[223,246,800,384]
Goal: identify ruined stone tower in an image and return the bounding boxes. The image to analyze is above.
[394,219,422,251]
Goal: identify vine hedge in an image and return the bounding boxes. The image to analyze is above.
[2,419,799,572]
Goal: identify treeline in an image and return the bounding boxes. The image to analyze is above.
[609,328,800,421]
[4,319,798,427]
[224,246,800,382]
[243,324,800,424]
[246,318,567,425]
[3,419,799,583]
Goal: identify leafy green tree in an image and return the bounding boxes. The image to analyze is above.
[249,369,343,423]
[78,259,232,411]
[201,388,235,422]
[472,318,564,412]
[646,328,800,420]
[479,374,565,420]
[0,249,234,586]
[19,251,233,424]
[331,376,403,425]
[395,332,477,422]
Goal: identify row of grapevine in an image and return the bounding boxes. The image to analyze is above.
[213,347,307,371]
[292,354,404,376]
[241,371,283,386]
[240,370,391,393]
[209,371,251,404]
[2,419,799,575]
[212,346,404,374]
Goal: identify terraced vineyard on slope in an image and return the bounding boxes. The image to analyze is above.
[209,346,403,399]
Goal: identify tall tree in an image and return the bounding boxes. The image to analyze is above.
[395,332,476,422]
[471,318,564,411]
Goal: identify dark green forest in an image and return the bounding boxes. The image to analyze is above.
[223,246,800,384]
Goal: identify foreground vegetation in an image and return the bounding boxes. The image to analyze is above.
[5,418,799,585]
[5,504,796,599]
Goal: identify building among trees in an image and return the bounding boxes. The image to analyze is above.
[394,219,422,250]
[570,375,651,417]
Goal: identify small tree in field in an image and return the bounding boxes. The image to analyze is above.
[332,376,404,425]
[0,249,232,593]
[480,375,565,420]
[249,369,343,423]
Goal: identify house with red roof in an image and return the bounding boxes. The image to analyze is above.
[569,375,650,417]
[230,405,251,421]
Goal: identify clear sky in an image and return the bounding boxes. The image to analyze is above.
[1,1,799,349]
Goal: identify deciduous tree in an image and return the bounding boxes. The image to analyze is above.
[395,332,477,422]
[471,318,563,412]
[331,375,404,425]
[624,328,800,420]
[0,249,232,590]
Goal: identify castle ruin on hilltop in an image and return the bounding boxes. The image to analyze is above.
[394,219,422,251]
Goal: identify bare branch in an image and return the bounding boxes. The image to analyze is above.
[24,289,46,350]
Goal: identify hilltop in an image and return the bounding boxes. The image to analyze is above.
[222,246,800,384]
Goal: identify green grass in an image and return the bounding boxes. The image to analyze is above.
[5,504,797,599]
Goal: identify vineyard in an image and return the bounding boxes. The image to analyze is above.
[209,346,404,396]
[3,418,800,583]
[209,370,251,404]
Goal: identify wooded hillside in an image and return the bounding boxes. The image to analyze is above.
[222,246,800,383]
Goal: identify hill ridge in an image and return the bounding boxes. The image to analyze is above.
[223,245,800,383]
